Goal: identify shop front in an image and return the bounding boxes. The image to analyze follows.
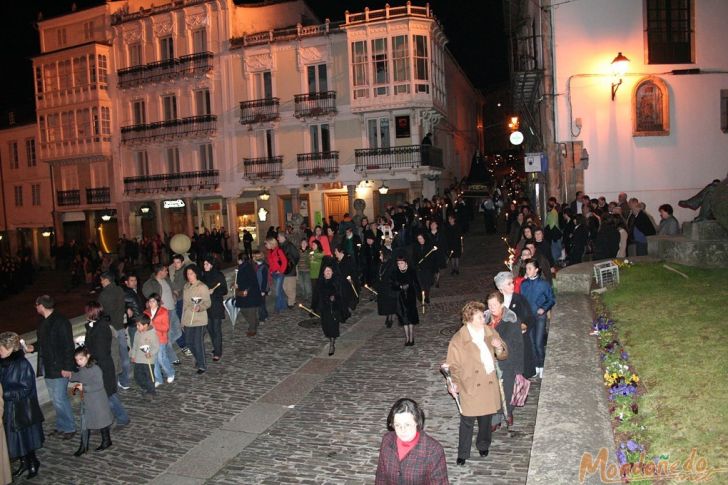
[162,198,187,235]
[199,199,224,231]
[236,200,260,250]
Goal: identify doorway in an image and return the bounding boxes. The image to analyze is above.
[324,193,349,224]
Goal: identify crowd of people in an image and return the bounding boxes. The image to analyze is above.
[0,176,686,483]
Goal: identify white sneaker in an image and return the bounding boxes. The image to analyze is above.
[166,376,175,384]
[539,367,544,378]
[535,367,542,378]
[154,382,162,388]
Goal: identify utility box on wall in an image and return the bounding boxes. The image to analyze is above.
[525,152,547,173]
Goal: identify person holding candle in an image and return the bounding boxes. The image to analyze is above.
[390,255,421,346]
[412,233,436,304]
[313,263,346,356]
[181,265,211,375]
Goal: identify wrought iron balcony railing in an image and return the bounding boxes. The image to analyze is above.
[296,151,339,177]
[120,115,217,144]
[86,187,110,205]
[117,52,213,89]
[354,145,443,172]
[123,170,219,194]
[294,91,337,118]
[239,98,280,124]
[57,189,80,206]
[242,156,283,180]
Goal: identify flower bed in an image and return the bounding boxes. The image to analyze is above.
[591,300,648,478]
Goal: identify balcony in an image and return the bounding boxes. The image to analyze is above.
[57,189,81,206]
[239,98,280,125]
[86,187,110,205]
[297,151,339,177]
[294,91,337,118]
[121,115,216,144]
[243,156,283,180]
[117,52,214,89]
[354,145,443,172]
[123,170,219,194]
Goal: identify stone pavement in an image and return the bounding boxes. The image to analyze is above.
[15,229,541,484]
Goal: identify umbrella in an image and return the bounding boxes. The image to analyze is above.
[511,373,531,407]
[495,361,510,428]
[223,297,240,328]
[72,386,88,449]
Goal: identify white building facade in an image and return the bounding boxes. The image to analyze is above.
[508,0,728,222]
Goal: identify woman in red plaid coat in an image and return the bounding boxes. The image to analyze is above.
[375,398,449,484]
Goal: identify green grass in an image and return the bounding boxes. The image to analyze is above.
[602,263,728,483]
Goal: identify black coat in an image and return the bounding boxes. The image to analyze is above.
[412,241,436,290]
[235,261,262,308]
[36,311,75,379]
[594,225,620,260]
[123,286,146,326]
[375,259,398,316]
[391,266,421,326]
[314,276,345,338]
[98,282,126,330]
[202,269,228,320]
[427,230,448,269]
[359,242,380,287]
[569,224,589,265]
[444,222,463,258]
[335,254,360,310]
[1,350,44,458]
[508,294,537,379]
[84,315,118,397]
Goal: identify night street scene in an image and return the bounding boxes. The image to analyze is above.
[0,0,726,484]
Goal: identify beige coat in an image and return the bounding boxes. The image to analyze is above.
[181,280,211,327]
[0,384,12,485]
[446,324,508,417]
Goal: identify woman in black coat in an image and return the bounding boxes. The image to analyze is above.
[359,231,380,288]
[412,233,436,303]
[444,214,463,275]
[234,254,263,337]
[202,256,228,361]
[375,249,398,328]
[83,302,130,427]
[0,332,44,480]
[313,262,346,356]
[494,272,537,379]
[427,221,448,287]
[390,255,422,346]
[593,217,620,260]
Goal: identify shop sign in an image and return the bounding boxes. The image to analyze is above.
[163,199,186,209]
[203,202,221,211]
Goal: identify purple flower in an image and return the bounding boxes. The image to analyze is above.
[621,351,629,360]
[626,440,639,452]
[616,450,627,465]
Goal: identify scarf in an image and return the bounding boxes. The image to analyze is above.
[467,325,495,374]
[490,309,503,329]
[396,431,420,461]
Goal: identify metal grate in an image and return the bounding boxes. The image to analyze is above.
[593,261,620,288]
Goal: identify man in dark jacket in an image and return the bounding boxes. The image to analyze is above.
[98,272,130,389]
[31,295,76,438]
[628,199,656,256]
[201,257,227,360]
[277,232,299,308]
[121,273,146,346]
[235,253,262,337]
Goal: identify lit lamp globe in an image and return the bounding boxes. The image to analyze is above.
[169,233,192,255]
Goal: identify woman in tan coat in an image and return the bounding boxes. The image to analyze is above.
[446,301,508,466]
[0,384,11,485]
[181,265,211,374]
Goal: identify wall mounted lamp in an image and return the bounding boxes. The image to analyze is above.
[611,52,630,101]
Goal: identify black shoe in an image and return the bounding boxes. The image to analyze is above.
[74,430,91,457]
[12,457,28,478]
[26,452,40,479]
[196,369,206,374]
[95,426,112,452]
[410,338,415,346]
[479,449,489,457]
[456,458,466,466]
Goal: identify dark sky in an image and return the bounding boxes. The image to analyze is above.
[0,0,507,119]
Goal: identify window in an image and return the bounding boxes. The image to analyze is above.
[414,35,429,93]
[9,142,19,169]
[372,38,389,96]
[76,109,90,139]
[31,184,41,206]
[35,66,43,96]
[47,114,60,142]
[128,43,142,67]
[44,64,57,92]
[39,116,47,143]
[60,165,78,191]
[83,21,94,40]
[166,147,180,173]
[25,139,36,167]
[98,55,108,87]
[89,55,96,83]
[307,64,328,93]
[645,0,693,64]
[14,186,23,207]
[134,151,149,176]
[58,60,72,90]
[101,107,111,135]
[352,41,369,99]
[192,29,207,54]
[162,95,177,121]
[56,28,67,47]
[195,89,211,116]
[61,111,74,140]
[73,56,88,86]
[309,123,331,153]
[367,118,390,148]
[132,100,146,125]
[92,107,100,136]
[256,129,275,158]
[392,35,410,94]
[160,36,174,61]
[722,90,728,133]
[255,71,273,99]
[90,162,108,188]
[199,143,214,170]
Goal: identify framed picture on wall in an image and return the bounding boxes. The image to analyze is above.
[395,115,411,138]
[632,76,670,137]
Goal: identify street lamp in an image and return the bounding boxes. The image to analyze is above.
[611,52,630,101]
[378,183,389,195]
[258,189,270,201]
[41,228,52,238]
[140,204,151,215]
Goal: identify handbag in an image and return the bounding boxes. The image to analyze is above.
[510,374,531,407]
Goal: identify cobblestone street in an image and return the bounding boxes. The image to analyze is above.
[16,229,540,484]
